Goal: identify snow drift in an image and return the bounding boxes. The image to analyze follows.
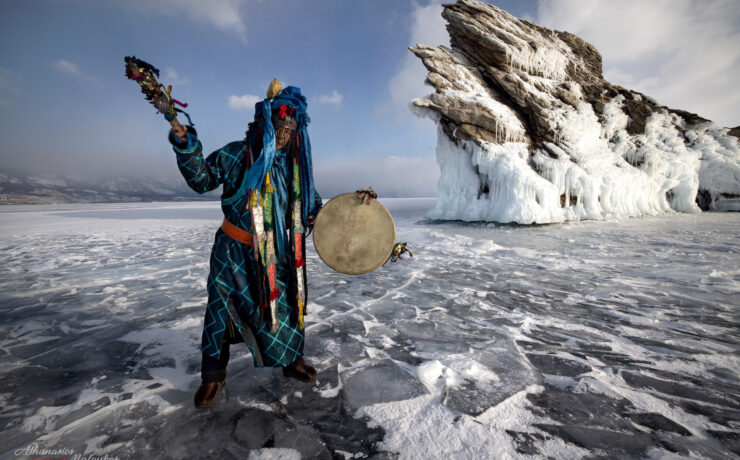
[412,0,740,223]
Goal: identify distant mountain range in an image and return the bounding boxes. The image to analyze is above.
[0,171,219,205]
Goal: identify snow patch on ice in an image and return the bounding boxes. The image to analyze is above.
[247,448,301,460]
[119,316,201,391]
[315,370,343,399]
[416,358,500,394]
[361,385,588,459]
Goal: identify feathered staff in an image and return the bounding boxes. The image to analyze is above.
[124,55,194,129]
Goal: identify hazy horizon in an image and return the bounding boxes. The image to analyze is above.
[1,0,738,198]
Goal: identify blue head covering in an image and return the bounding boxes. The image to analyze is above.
[244,86,319,226]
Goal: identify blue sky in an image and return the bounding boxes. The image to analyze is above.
[1,0,738,197]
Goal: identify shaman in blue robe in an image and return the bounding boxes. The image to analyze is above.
[172,132,321,367]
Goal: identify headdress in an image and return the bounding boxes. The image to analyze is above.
[244,84,318,224]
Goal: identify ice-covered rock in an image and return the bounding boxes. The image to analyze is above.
[412,0,740,223]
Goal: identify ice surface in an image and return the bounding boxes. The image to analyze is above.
[341,360,428,409]
[1,200,739,459]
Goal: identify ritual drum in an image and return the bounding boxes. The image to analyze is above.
[312,192,396,275]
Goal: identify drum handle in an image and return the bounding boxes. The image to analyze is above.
[356,187,377,205]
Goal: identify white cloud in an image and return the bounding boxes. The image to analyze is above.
[537,0,740,127]
[53,59,82,76]
[388,2,449,121]
[315,155,439,198]
[407,1,451,50]
[228,94,261,111]
[117,0,249,42]
[52,59,101,85]
[317,90,343,106]
[163,67,189,86]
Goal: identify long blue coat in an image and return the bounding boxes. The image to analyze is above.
[172,132,321,367]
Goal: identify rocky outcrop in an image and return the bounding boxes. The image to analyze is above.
[412,0,739,222]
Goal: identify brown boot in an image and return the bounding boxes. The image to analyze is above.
[194,380,225,409]
[282,357,317,382]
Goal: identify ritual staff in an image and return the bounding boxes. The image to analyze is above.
[168,81,322,408]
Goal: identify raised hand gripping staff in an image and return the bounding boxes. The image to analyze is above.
[124,55,195,130]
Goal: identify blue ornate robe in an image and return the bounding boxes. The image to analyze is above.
[173,133,321,367]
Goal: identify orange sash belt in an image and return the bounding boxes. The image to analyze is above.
[221,219,254,247]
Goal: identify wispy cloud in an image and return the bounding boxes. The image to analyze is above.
[538,0,740,127]
[52,59,102,86]
[115,0,249,43]
[228,94,261,111]
[317,90,343,106]
[387,2,449,122]
[53,59,82,77]
[163,67,189,86]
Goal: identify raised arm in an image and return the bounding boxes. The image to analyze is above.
[169,126,242,194]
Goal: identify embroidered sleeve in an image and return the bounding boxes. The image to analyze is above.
[172,134,242,194]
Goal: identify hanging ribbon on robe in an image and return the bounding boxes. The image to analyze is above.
[245,83,320,333]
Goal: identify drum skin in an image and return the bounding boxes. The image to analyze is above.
[312,193,396,275]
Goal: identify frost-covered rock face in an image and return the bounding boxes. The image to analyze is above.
[412,0,740,223]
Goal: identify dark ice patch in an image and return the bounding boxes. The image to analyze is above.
[443,344,540,416]
[521,330,568,346]
[229,365,387,457]
[308,322,368,367]
[706,430,740,456]
[394,319,437,340]
[535,424,655,457]
[643,367,740,399]
[525,353,591,377]
[671,400,740,430]
[624,335,705,354]
[327,313,368,333]
[385,347,425,366]
[621,371,739,408]
[55,396,112,429]
[629,413,691,436]
[506,430,546,456]
[528,387,636,431]
[233,408,331,459]
[365,299,418,321]
[583,349,653,367]
[341,359,428,409]
[516,340,548,352]
[707,367,737,381]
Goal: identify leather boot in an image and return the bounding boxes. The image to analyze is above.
[282,357,317,382]
[194,380,225,409]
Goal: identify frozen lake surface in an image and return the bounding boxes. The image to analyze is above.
[0,200,738,459]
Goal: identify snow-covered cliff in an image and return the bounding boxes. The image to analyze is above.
[412,0,739,223]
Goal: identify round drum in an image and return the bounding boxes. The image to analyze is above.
[312,193,396,275]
